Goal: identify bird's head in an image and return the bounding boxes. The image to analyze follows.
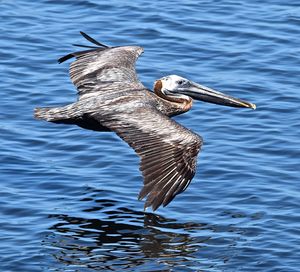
[154,75,256,109]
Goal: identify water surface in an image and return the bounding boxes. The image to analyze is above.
[1,0,300,271]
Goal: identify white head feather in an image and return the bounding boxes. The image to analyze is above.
[159,75,188,92]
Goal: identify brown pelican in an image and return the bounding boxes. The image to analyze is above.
[35,32,256,211]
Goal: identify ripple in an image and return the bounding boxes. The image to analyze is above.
[1,0,300,271]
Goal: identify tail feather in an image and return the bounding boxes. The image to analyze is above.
[34,105,108,131]
[34,104,80,123]
[35,107,65,122]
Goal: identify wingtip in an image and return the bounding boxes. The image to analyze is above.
[144,203,158,212]
[79,31,88,39]
[79,31,109,48]
[144,196,162,212]
[139,185,174,211]
[57,53,74,64]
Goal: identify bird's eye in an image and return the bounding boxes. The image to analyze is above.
[177,80,184,85]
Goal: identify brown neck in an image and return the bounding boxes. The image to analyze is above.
[154,80,193,114]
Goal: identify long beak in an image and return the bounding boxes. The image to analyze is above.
[185,82,256,109]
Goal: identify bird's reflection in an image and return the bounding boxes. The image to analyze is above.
[44,189,239,271]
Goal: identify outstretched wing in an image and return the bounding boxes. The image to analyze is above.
[92,104,203,211]
[57,32,203,210]
[58,32,145,99]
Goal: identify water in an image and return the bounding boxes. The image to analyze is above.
[1,0,300,271]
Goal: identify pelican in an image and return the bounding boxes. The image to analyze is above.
[35,32,256,211]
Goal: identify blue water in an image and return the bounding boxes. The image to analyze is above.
[1,0,300,271]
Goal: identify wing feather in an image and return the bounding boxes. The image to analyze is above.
[58,32,144,99]
[91,105,203,211]
[54,32,203,210]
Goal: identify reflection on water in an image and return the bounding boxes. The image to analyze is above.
[45,190,242,271]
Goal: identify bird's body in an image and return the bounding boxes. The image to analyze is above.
[35,32,255,211]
